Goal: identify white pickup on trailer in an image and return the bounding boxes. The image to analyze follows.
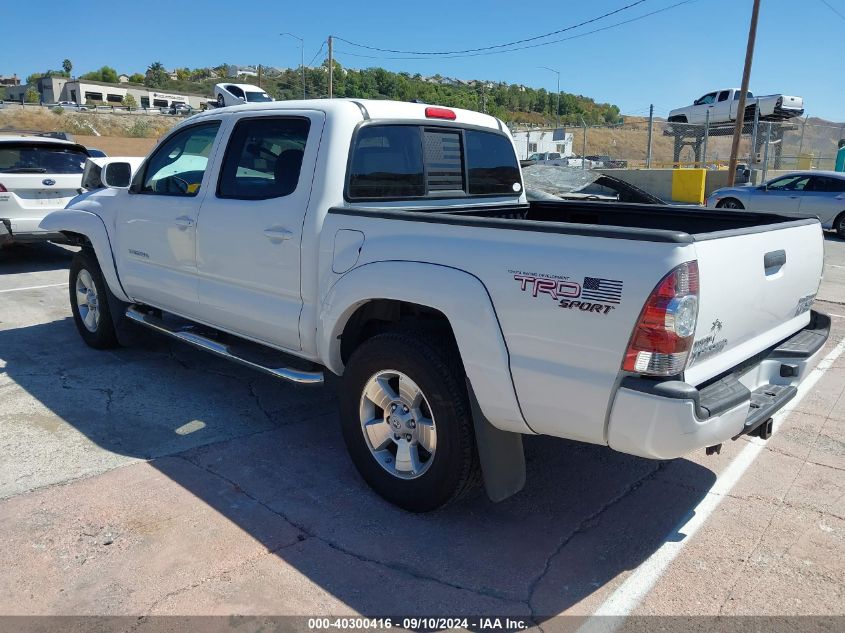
[669,88,804,124]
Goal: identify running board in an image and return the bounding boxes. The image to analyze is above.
[125,306,324,385]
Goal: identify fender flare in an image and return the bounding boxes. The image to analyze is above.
[318,261,531,435]
[39,209,131,302]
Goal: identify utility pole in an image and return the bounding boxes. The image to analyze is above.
[327,36,333,99]
[280,32,306,99]
[646,104,654,168]
[727,0,761,186]
[257,64,262,89]
[702,109,710,168]
[539,66,560,129]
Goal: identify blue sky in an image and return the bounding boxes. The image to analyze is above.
[4,0,842,121]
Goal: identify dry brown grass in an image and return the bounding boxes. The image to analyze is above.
[74,135,157,156]
[0,106,177,140]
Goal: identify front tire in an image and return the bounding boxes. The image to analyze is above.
[69,249,120,349]
[717,198,745,210]
[339,331,479,512]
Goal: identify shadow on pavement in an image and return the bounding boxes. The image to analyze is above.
[0,241,76,274]
[1,317,717,620]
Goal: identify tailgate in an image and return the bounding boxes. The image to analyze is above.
[684,221,823,386]
[779,95,803,110]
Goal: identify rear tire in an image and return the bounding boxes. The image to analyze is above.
[339,330,479,512]
[69,249,120,349]
[716,198,744,210]
[835,212,845,239]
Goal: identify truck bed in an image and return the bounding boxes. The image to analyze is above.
[336,200,818,243]
[450,200,817,240]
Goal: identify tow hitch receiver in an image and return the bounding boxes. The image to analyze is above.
[748,417,774,440]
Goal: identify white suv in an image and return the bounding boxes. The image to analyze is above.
[0,135,90,246]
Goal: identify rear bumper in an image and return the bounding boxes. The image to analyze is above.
[0,218,67,245]
[607,311,830,459]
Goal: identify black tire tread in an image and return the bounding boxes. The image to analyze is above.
[340,329,480,511]
[69,248,120,349]
[835,211,845,239]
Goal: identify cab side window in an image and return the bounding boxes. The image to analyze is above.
[141,122,220,196]
[217,117,310,200]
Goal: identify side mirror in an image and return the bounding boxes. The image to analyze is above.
[102,162,132,188]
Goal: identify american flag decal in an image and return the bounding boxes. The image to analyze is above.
[581,277,623,304]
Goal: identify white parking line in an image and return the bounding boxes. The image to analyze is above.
[579,335,845,631]
[0,283,65,294]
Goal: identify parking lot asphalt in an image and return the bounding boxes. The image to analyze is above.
[1,235,844,626]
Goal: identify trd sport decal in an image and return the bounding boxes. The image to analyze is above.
[510,271,623,315]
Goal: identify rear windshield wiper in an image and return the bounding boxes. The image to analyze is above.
[0,167,48,173]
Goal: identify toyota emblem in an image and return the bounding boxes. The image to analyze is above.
[42,178,56,186]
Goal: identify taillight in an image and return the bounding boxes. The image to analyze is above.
[623,261,699,376]
[425,106,456,120]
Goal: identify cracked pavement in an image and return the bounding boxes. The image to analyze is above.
[0,238,844,623]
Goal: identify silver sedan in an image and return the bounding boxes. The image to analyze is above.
[706,170,845,238]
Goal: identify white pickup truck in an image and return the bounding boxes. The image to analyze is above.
[668,88,804,124]
[41,99,829,511]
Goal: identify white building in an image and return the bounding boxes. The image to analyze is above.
[511,129,573,160]
[7,77,208,109]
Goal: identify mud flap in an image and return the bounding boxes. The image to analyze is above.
[466,379,526,503]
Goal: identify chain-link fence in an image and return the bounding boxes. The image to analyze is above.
[512,115,843,175]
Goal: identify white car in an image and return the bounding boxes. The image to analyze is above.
[0,135,91,246]
[213,83,273,107]
[41,100,828,511]
[669,88,804,125]
[706,171,845,238]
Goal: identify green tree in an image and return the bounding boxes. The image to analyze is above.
[25,72,44,85]
[145,61,168,88]
[24,86,40,103]
[62,59,72,75]
[122,94,138,109]
[128,73,145,84]
[80,66,118,83]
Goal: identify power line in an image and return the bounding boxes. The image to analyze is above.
[819,0,845,22]
[333,0,698,61]
[334,0,647,55]
[307,41,326,67]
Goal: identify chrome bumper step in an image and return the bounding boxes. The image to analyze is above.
[125,306,324,385]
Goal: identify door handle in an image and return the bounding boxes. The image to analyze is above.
[263,228,293,242]
[174,216,194,229]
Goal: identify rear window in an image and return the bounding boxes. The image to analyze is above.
[0,143,89,174]
[347,124,521,200]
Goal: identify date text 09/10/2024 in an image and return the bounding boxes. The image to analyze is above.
[307,617,529,630]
